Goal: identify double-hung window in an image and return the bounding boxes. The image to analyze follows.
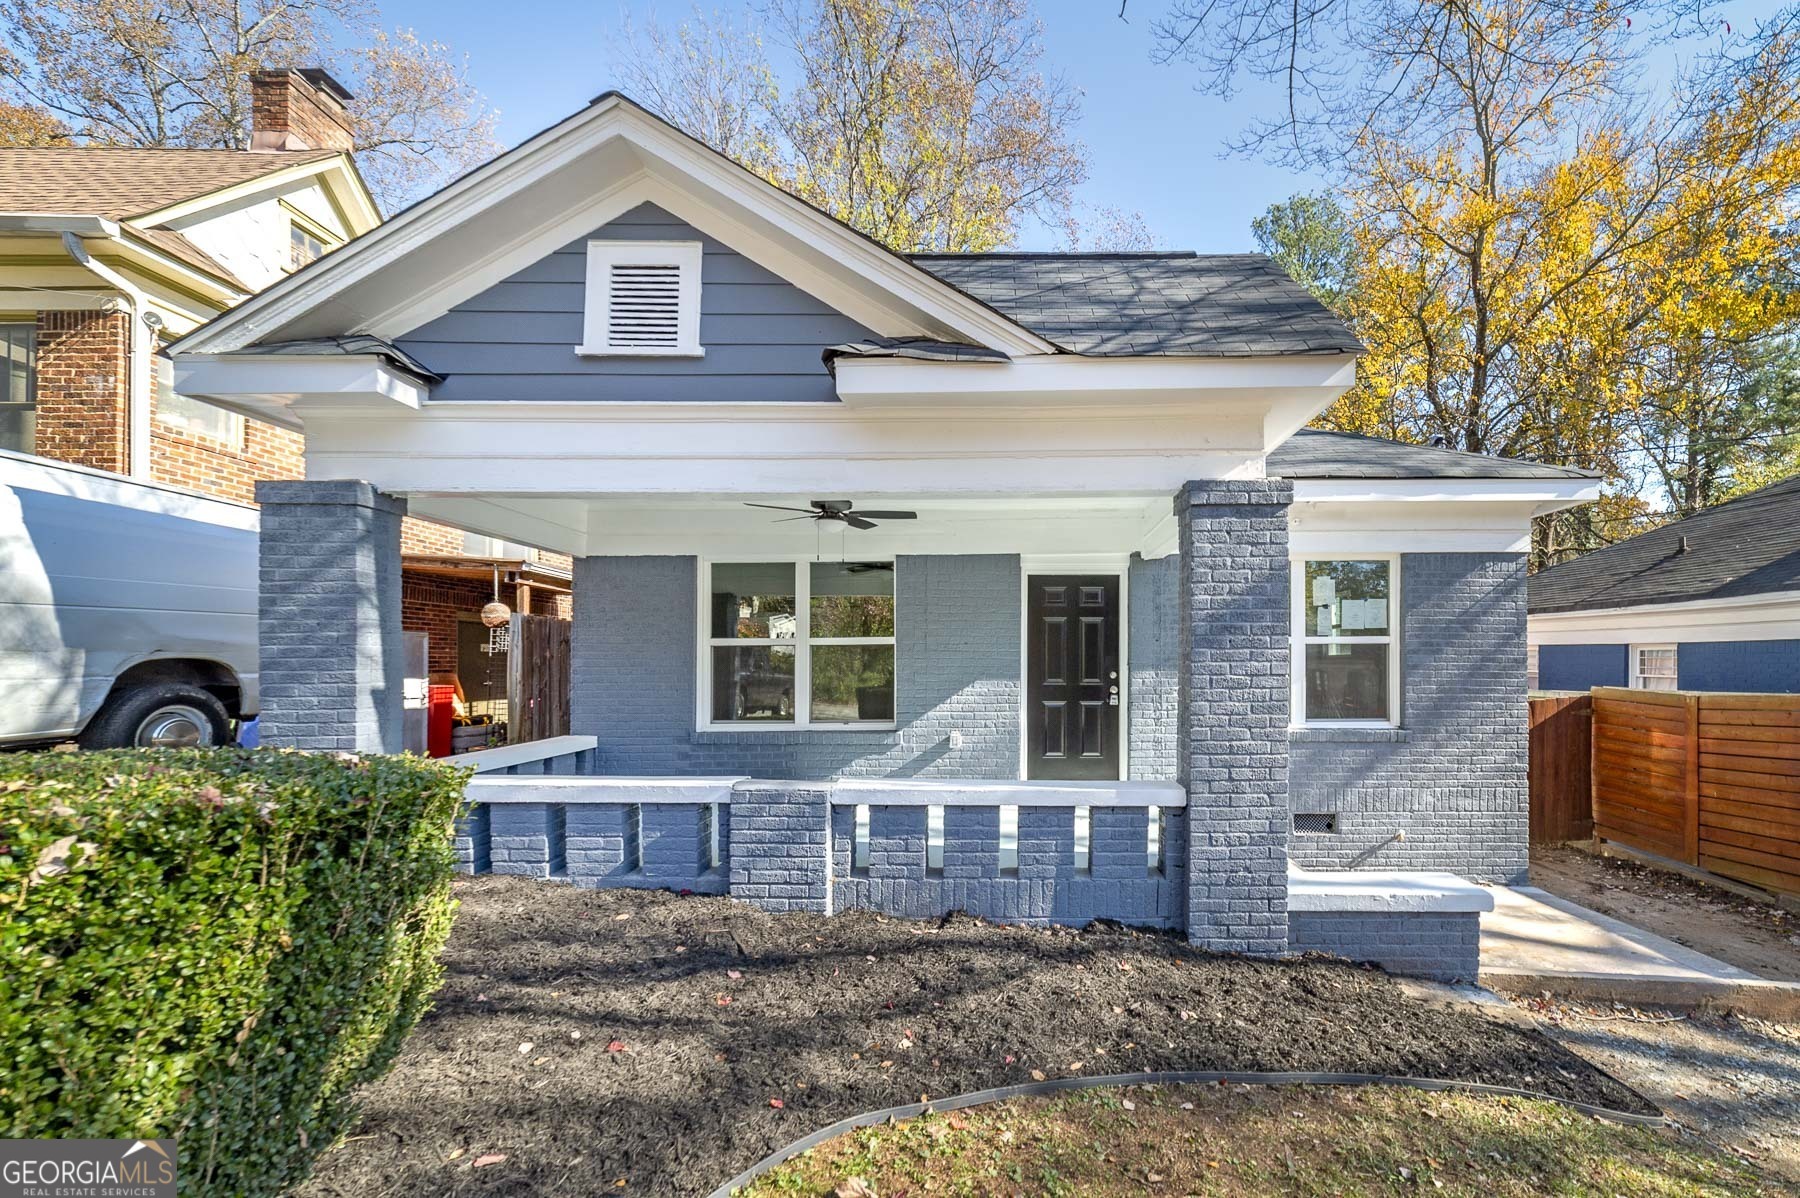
[0,322,35,455]
[704,561,897,728]
[1631,645,1678,691]
[1294,557,1399,725]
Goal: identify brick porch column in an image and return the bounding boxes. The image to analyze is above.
[1178,480,1292,954]
[255,480,407,753]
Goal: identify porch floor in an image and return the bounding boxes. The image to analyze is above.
[295,875,1649,1198]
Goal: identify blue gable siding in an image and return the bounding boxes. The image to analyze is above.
[397,202,875,402]
[1537,643,1628,691]
[1678,640,1800,693]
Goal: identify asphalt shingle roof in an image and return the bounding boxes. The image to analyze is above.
[0,147,338,219]
[1270,429,1600,481]
[0,146,340,288]
[909,251,1362,357]
[1529,474,1800,614]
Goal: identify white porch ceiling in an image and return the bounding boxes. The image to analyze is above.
[401,492,1180,561]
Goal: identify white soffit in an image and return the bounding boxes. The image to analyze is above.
[169,96,1052,358]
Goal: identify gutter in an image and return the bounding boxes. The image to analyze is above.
[57,224,154,479]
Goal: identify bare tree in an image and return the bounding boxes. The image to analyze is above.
[616,0,1090,252]
[0,0,499,208]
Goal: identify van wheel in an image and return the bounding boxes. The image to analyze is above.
[79,684,233,750]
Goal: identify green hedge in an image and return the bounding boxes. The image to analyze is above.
[0,749,468,1195]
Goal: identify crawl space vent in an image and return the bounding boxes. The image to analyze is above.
[1293,813,1338,835]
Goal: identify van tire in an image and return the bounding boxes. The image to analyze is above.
[79,683,233,750]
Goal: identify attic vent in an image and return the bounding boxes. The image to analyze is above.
[578,240,703,357]
[608,263,681,348]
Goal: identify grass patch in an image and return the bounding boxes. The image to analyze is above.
[739,1084,1767,1197]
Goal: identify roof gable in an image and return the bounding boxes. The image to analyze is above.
[171,93,1055,358]
[1529,474,1800,614]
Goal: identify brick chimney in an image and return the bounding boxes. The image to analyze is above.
[250,68,355,152]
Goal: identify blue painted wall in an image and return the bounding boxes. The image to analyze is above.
[1537,643,1628,691]
[1678,640,1800,693]
[398,202,874,402]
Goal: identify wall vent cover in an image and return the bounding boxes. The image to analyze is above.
[607,262,682,348]
[1294,812,1338,834]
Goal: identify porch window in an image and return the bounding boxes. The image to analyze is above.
[1294,557,1399,725]
[704,560,897,727]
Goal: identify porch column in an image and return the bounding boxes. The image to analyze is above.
[1177,480,1292,954]
[255,479,407,753]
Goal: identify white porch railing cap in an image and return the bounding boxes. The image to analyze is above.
[455,735,598,774]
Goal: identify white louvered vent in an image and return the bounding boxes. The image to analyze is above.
[607,262,682,348]
[577,240,704,357]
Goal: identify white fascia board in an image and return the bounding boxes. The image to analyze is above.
[0,213,120,237]
[1291,477,1600,510]
[1289,497,1553,554]
[172,354,429,431]
[832,353,1357,411]
[1528,590,1800,646]
[170,96,1048,357]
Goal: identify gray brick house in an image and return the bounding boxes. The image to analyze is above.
[170,93,1599,979]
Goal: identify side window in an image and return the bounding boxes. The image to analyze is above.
[1295,557,1399,725]
[0,321,35,455]
[1631,645,1679,691]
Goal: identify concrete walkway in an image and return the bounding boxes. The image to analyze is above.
[1480,885,1800,1020]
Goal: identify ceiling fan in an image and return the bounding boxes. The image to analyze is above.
[745,499,918,531]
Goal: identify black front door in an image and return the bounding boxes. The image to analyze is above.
[1026,574,1121,780]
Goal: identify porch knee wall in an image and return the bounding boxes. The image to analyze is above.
[255,480,407,753]
[1178,480,1291,956]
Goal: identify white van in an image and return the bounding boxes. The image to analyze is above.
[0,448,257,748]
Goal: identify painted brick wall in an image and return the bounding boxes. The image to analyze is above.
[1289,911,1481,982]
[1289,553,1529,884]
[1128,553,1179,781]
[570,554,1022,778]
[32,310,130,473]
[829,802,1186,927]
[729,785,832,912]
[1178,481,1292,955]
[256,480,406,752]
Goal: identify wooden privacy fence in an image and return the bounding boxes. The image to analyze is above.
[1529,694,1593,843]
[506,613,572,745]
[1591,686,1800,897]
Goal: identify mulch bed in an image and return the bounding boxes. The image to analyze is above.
[297,875,1653,1197]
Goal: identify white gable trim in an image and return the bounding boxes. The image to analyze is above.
[1529,590,1800,646]
[133,156,379,235]
[169,95,1053,357]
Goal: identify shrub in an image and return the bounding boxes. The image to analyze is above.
[0,748,468,1195]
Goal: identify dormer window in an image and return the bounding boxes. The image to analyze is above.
[577,240,703,357]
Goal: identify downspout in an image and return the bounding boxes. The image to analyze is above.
[60,229,153,479]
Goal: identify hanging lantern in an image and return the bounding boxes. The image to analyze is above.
[481,599,511,628]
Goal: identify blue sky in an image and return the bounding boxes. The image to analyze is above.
[375,0,1326,251]
[375,0,1779,252]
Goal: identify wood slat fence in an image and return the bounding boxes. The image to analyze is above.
[1529,694,1593,843]
[1588,687,1800,897]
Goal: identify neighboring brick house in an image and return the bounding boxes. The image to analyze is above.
[0,68,570,731]
[173,92,1603,976]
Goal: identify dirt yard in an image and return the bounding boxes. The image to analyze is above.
[1531,845,1800,983]
[298,876,1651,1197]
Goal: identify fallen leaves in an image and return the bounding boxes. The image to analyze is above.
[769,1098,785,1109]
[833,1177,877,1198]
[472,1153,507,1168]
[606,1040,627,1054]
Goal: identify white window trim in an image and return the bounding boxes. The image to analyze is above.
[1630,643,1679,691]
[577,239,704,358]
[697,557,897,732]
[1291,553,1402,728]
